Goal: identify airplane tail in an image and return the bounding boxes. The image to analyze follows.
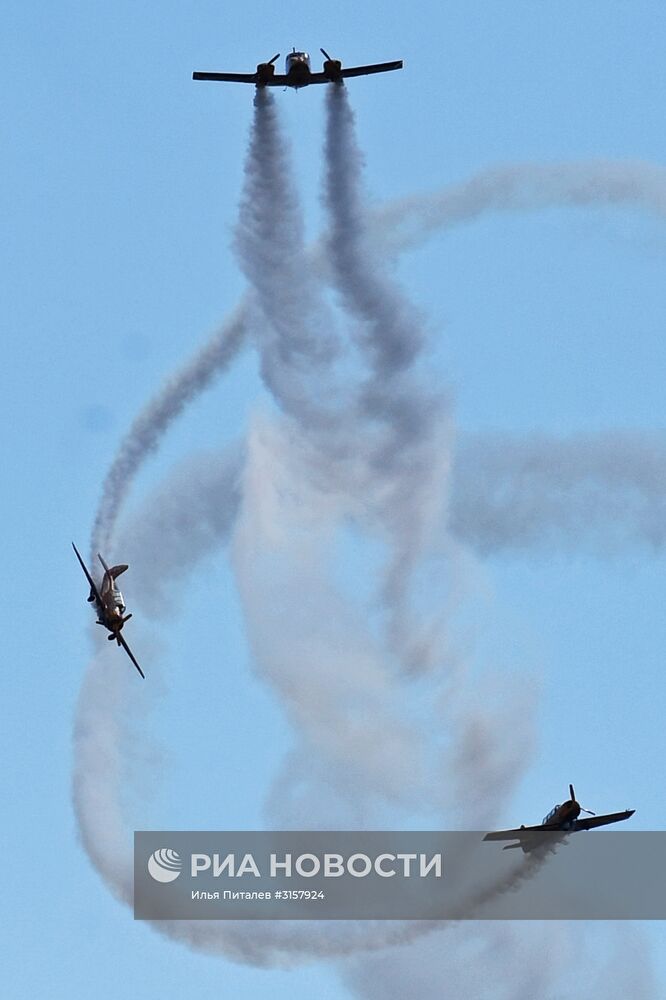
[97,553,129,579]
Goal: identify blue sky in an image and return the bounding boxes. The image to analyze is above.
[4,2,666,997]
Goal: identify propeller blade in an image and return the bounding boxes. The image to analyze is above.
[269,53,280,65]
[580,807,596,816]
[320,48,333,61]
[569,784,576,802]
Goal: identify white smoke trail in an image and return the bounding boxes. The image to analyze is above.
[74,132,666,983]
[343,921,659,1000]
[91,158,666,561]
[343,921,574,1000]
[72,93,455,965]
[91,307,247,559]
[115,447,243,618]
[376,159,666,255]
[450,430,666,556]
[112,426,666,605]
[323,86,425,376]
[323,83,455,675]
[233,88,342,425]
[73,646,134,906]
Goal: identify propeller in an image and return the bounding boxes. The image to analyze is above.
[320,48,333,60]
[569,784,595,815]
[268,53,280,65]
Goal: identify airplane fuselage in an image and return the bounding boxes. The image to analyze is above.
[98,592,126,632]
[86,555,130,637]
[284,51,312,87]
[89,590,124,633]
[538,799,581,831]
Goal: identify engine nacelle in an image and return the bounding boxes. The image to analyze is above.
[256,62,277,84]
[323,58,342,80]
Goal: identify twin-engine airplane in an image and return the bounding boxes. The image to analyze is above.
[72,542,145,679]
[484,784,634,853]
[193,49,403,89]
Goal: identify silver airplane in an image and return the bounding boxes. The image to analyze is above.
[193,48,402,89]
[72,542,144,678]
[483,784,634,853]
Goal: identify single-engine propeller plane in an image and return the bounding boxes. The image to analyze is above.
[72,542,144,679]
[483,784,634,853]
[193,48,403,89]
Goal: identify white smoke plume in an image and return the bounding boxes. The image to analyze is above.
[233,88,342,424]
[117,447,243,618]
[91,158,666,562]
[376,159,666,254]
[91,307,247,560]
[322,84,454,674]
[72,92,664,990]
[113,425,666,607]
[450,430,666,556]
[343,921,660,1000]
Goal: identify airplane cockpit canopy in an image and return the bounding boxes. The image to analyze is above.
[542,805,560,824]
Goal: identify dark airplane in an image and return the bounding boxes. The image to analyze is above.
[72,542,144,679]
[483,784,634,853]
[193,48,402,89]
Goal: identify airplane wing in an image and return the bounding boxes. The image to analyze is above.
[483,823,561,841]
[572,809,635,832]
[192,71,292,86]
[304,62,402,85]
[117,633,145,679]
[193,71,260,83]
[72,542,102,606]
[338,60,403,79]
